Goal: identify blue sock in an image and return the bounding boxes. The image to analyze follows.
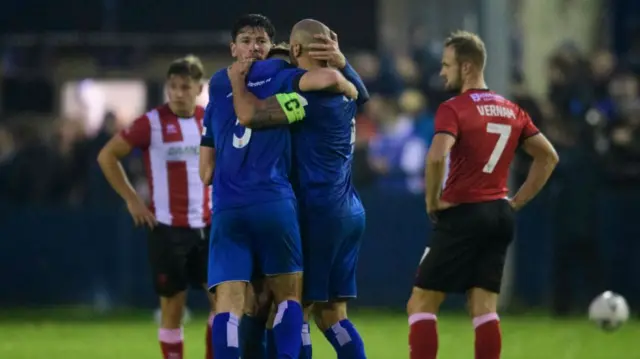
[273,300,303,359]
[266,329,277,359]
[299,322,313,359]
[323,319,366,359]
[239,314,267,359]
[212,312,240,359]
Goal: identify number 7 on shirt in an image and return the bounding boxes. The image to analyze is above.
[483,123,511,174]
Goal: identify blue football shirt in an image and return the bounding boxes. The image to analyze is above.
[261,69,365,217]
[202,59,302,211]
[291,91,364,217]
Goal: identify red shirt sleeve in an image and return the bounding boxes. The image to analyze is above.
[434,104,459,138]
[520,111,540,141]
[120,114,151,149]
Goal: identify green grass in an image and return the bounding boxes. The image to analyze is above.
[0,309,638,358]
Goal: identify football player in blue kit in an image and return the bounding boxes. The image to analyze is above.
[228,19,370,359]
[199,14,281,359]
[200,20,359,359]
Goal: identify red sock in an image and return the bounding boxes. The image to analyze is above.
[409,313,438,359]
[206,313,215,359]
[473,313,501,359]
[159,327,184,359]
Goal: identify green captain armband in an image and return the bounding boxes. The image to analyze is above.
[275,92,306,123]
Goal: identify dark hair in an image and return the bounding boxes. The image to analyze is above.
[166,55,205,81]
[444,30,487,70]
[231,14,276,42]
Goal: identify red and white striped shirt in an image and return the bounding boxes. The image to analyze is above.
[120,104,211,228]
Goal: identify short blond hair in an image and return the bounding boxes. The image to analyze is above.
[444,30,486,70]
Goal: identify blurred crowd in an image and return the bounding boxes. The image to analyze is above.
[1,37,639,210]
[1,29,640,313]
[351,40,640,196]
[0,112,144,207]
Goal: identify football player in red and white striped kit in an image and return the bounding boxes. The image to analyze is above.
[98,55,214,359]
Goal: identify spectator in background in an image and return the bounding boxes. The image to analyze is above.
[409,23,441,93]
[545,47,605,316]
[608,72,640,119]
[86,111,126,207]
[0,125,15,163]
[399,88,434,146]
[590,50,617,104]
[90,111,120,153]
[0,122,57,204]
[602,75,640,310]
[52,119,91,206]
[394,54,421,88]
[352,52,403,96]
[0,125,15,200]
[352,104,378,190]
[367,94,427,194]
[511,74,544,184]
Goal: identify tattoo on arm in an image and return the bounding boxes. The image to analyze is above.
[248,97,290,128]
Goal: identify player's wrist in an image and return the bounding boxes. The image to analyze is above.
[229,74,246,84]
[509,197,525,211]
[426,198,438,211]
[124,192,141,205]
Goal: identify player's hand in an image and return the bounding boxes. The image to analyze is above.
[228,59,254,80]
[308,31,347,69]
[126,197,157,229]
[343,81,359,100]
[508,198,522,211]
[426,200,455,223]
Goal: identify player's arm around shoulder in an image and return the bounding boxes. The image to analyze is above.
[307,31,370,105]
[234,67,358,129]
[298,68,358,100]
[227,59,290,129]
[234,91,308,129]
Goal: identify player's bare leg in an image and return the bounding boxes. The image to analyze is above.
[406,287,446,359]
[311,300,366,359]
[312,301,346,331]
[203,285,216,359]
[407,287,446,314]
[266,272,304,359]
[212,281,247,359]
[302,302,314,322]
[240,280,271,359]
[468,287,501,359]
[159,291,187,359]
[299,302,314,359]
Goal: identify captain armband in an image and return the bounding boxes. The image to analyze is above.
[275,93,306,124]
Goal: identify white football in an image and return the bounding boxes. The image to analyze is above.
[588,291,629,331]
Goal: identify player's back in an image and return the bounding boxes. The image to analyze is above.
[438,89,539,204]
[291,92,363,217]
[208,59,296,211]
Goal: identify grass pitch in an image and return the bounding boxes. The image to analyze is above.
[0,309,638,358]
